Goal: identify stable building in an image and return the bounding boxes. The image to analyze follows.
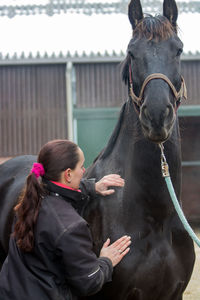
[0,0,200,221]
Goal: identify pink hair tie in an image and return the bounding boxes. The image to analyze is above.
[31,163,45,178]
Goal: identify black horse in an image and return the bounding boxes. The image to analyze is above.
[0,0,195,299]
[82,0,195,298]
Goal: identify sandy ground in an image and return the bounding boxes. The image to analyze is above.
[184,229,200,300]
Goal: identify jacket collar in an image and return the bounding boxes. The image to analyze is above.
[43,179,89,214]
[50,181,81,193]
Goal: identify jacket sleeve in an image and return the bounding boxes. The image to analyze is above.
[80,178,96,198]
[55,219,113,297]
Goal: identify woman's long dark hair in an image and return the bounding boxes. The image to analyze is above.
[13,139,79,252]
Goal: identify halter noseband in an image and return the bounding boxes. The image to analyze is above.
[129,64,187,107]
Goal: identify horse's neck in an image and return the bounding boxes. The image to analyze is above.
[85,101,181,239]
[98,101,142,171]
[98,100,181,202]
[121,107,182,223]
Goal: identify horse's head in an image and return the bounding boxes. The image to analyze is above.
[123,0,186,143]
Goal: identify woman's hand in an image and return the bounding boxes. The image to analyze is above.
[95,174,124,196]
[100,235,131,267]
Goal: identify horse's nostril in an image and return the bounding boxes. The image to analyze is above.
[164,105,174,122]
[164,105,173,118]
[165,107,170,117]
[141,105,151,121]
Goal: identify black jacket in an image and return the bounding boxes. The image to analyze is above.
[0,179,113,300]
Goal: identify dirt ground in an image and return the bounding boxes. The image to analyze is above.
[184,229,200,299]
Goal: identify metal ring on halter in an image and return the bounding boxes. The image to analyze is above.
[159,143,170,177]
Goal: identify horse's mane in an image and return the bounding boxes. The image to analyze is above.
[134,14,175,41]
[121,14,175,85]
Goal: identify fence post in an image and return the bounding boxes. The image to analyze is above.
[66,61,74,141]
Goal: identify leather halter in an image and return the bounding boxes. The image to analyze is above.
[129,64,187,107]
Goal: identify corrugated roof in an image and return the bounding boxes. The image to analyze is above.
[0,0,200,18]
[0,2,199,62]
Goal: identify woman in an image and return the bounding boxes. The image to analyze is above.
[0,139,131,300]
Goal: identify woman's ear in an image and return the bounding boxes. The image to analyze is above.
[64,168,72,183]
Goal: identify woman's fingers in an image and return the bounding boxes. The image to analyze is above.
[95,174,125,196]
[101,189,115,196]
[102,238,110,248]
[100,235,132,267]
[119,247,130,257]
[110,235,131,248]
[117,239,131,253]
[102,175,125,187]
[109,235,131,258]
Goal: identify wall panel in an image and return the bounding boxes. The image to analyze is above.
[182,60,200,105]
[0,64,67,156]
[75,62,128,108]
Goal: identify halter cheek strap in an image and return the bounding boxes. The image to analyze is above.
[129,64,187,107]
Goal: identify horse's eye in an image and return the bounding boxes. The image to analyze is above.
[176,48,183,56]
[129,51,135,59]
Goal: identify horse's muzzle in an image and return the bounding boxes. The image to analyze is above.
[139,103,175,143]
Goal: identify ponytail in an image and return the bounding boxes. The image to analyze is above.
[13,139,79,252]
[13,171,45,252]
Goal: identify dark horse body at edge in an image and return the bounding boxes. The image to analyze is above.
[0,0,195,299]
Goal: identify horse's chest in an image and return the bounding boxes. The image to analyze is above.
[130,241,181,278]
[114,239,185,299]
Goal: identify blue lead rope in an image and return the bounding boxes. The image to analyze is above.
[165,175,200,248]
[159,143,200,248]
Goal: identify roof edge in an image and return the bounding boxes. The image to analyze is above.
[0,51,199,65]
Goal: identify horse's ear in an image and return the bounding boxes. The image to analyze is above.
[163,0,178,31]
[128,0,143,30]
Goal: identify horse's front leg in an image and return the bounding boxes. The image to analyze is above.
[169,281,184,300]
